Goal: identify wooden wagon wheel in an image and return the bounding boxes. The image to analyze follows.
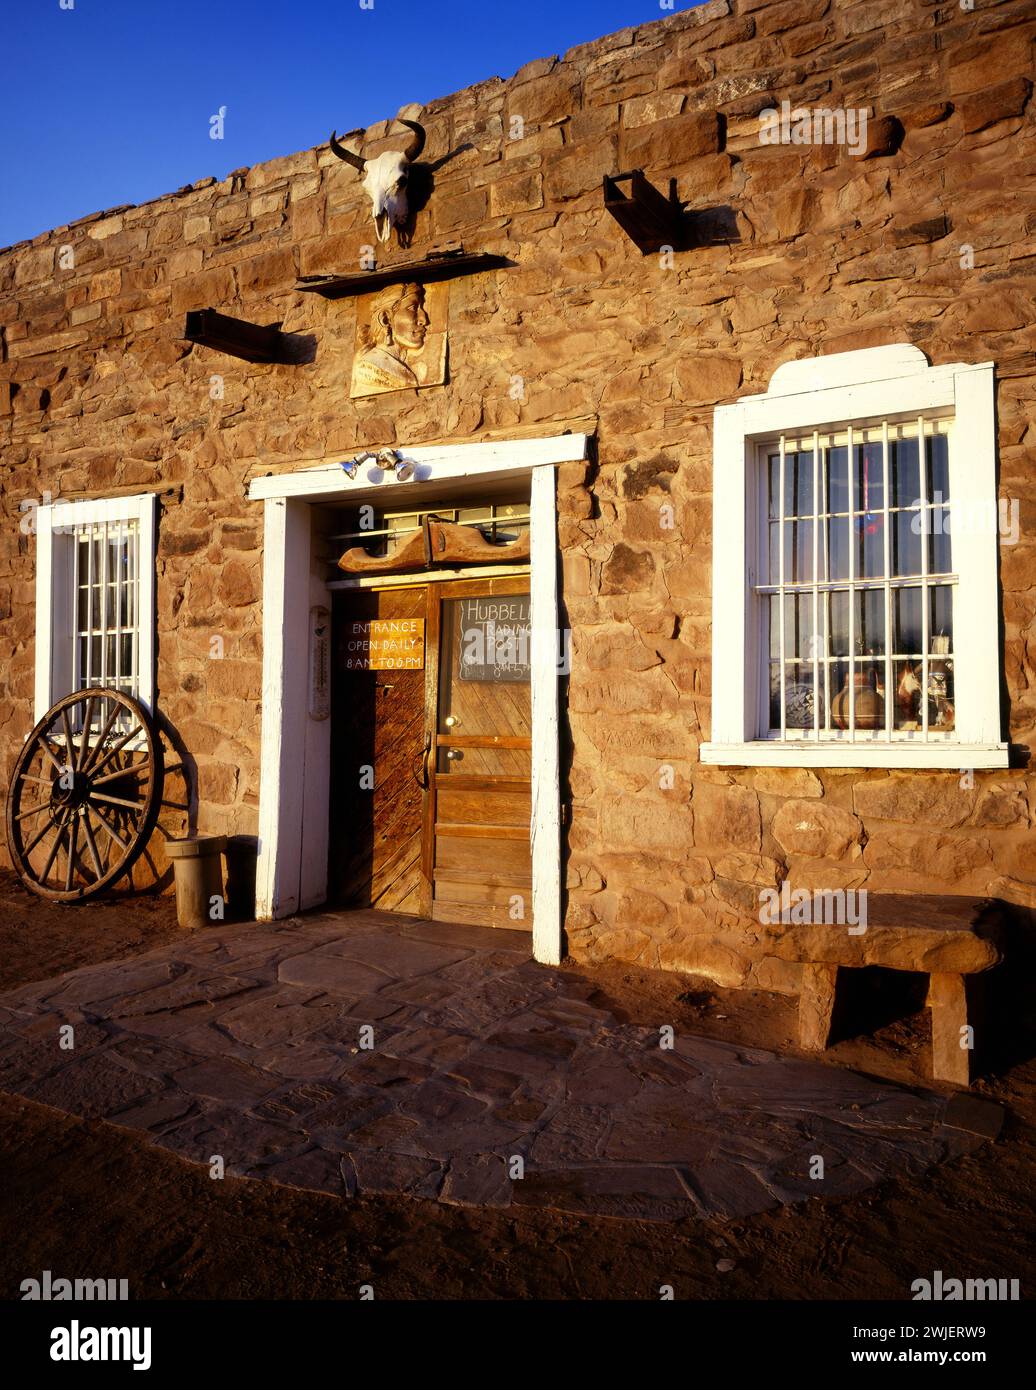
[5,687,164,902]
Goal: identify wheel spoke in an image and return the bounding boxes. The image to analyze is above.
[90,807,130,853]
[40,810,70,882]
[60,706,77,768]
[76,697,95,770]
[89,791,145,813]
[18,774,53,786]
[23,811,61,857]
[36,736,64,777]
[82,698,121,774]
[89,723,141,781]
[65,818,79,892]
[81,813,104,880]
[15,803,51,823]
[91,758,152,788]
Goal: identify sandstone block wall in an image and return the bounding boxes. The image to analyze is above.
[1,0,1034,987]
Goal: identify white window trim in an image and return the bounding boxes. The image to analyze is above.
[34,493,157,721]
[701,346,1007,769]
[246,433,588,966]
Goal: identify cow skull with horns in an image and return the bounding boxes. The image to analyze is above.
[329,118,426,245]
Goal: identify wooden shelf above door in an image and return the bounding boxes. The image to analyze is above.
[295,248,513,299]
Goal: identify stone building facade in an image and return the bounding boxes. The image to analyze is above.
[1,0,1034,993]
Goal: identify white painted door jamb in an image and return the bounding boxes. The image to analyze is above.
[249,434,587,965]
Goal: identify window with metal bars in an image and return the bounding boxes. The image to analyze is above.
[35,494,156,727]
[757,417,955,743]
[73,518,140,700]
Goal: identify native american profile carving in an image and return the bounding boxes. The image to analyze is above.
[350,280,447,398]
[329,118,426,245]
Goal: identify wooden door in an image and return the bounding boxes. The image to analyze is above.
[329,586,427,913]
[424,577,532,931]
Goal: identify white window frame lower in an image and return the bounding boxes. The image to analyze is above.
[34,493,158,721]
[700,345,1007,769]
[246,433,588,966]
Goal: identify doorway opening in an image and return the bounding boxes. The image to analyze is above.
[327,498,533,933]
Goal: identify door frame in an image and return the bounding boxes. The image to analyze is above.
[246,433,590,966]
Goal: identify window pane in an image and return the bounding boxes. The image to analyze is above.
[784,592,816,658]
[826,515,849,580]
[890,437,920,509]
[929,511,952,574]
[929,657,955,730]
[831,663,884,730]
[769,662,781,728]
[893,659,922,730]
[783,663,817,730]
[893,587,922,654]
[892,510,922,576]
[768,455,780,520]
[856,515,885,579]
[825,446,850,514]
[784,520,813,583]
[855,440,884,512]
[121,634,134,677]
[768,522,780,583]
[828,590,849,656]
[856,589,885,656]
[786,450,814,518]
[929,585,953,650]
[927,433,949,503]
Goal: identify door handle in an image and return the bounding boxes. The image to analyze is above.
[415,733,431,788]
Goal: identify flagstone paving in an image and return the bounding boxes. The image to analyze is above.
[0,911,984,1221]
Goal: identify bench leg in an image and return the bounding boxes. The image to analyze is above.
[929,972,975,1087]
[799,963,838,1050]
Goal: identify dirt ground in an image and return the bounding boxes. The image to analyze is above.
[1,869,1033,1301]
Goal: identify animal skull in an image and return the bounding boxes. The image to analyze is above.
[329,119,426,244]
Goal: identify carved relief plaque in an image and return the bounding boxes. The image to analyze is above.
[349,280,448,398]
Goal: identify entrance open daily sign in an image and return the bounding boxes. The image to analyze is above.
[343,618,425,671]
[459,595,531,683]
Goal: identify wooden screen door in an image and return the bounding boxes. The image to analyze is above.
[330,576,531,931]
[422,577,532,931]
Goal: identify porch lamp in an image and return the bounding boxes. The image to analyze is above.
[339,452,375,480]
[375,447,416,482]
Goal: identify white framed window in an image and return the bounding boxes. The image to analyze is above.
[701,345,1007,769]
[34,494,157,720]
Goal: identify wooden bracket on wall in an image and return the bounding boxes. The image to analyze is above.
[603,170,686,254]
[604,170,738,254]
[183,309,290,363]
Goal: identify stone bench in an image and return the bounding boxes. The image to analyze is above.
[770,895,1005,1088]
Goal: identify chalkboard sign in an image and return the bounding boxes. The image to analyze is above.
[458,595,531,683]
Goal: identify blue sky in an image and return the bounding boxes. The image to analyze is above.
[2,0,704,249]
